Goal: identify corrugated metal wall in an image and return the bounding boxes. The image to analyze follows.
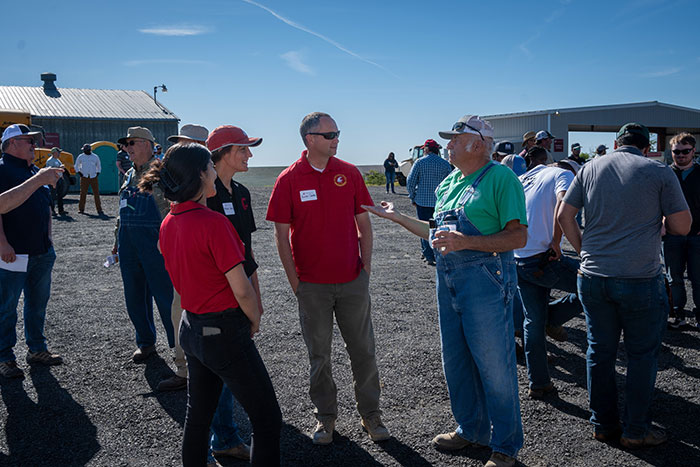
[32,118,178,193]
[32,118,178,157]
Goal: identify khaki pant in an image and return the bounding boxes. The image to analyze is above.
[171,291,187,378]
[78,176,102,213]
[296,269,381,423]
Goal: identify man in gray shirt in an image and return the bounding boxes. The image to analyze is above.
[558,122,691,449]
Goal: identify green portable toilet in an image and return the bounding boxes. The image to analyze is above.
[90,141,120,194]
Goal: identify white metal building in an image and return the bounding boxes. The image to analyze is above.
[483,101,700,161]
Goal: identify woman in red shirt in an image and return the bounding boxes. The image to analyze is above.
[140,143,281,466]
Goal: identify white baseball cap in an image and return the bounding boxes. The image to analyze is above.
[439,115,494,140]
[1,124,41,145]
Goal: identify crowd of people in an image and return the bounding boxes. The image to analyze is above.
[0,111,697,466]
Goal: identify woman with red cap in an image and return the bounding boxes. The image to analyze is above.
[204,125,266,465]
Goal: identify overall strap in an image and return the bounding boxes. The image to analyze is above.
[456,162,497,206]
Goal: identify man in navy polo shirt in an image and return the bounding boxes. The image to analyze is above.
[0,124,64,379]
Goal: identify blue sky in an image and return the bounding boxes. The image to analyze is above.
[3,0,699,166]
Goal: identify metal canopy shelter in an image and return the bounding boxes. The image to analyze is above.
[483,101,700,160]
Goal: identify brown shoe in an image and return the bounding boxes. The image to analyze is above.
[0,361,24,379]
[361,415,390,442]
[132,345,156,363]
[528,382,557,399]
[593,425,622,443]
[546,325,568,342]
[156,375,187,391]
[620,428,668,449]
[213,442,251,460]
[485,451,516,467]
[432,431,482,450]
[312,420,335,445]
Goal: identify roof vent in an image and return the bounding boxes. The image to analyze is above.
[41,72,57,92]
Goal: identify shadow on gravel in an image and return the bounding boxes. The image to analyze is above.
[662,327,700,351]
[433,445,492,466]
[377,437,434,466]
[140,355,187,426]
[54,214,77,223]
[279,424,383,466]
[0,366,100,466]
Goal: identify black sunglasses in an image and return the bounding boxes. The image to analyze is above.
[451,121,484,141]
[672,148,694,155]
[308,131,340,140]
[15,137,36,146]
[125,140,145,146]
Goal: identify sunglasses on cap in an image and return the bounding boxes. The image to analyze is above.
[451,121,484,141]
[308,131,340,140]
[672,148,694,155]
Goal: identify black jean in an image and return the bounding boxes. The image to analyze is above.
[180,309,281,466]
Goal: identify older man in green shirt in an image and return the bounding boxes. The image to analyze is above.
[364,115,527,467]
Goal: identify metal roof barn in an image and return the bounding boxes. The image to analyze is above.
[483,101,700,161]
[0,73,179,193]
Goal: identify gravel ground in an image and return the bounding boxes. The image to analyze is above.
[1,185,699,466]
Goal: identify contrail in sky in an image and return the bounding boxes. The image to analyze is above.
[241,0,396,77]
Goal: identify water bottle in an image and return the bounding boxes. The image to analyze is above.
[103,254,119,268]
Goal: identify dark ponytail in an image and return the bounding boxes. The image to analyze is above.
[139,143,211,203]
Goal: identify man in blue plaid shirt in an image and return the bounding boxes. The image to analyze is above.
[406,139,453,265]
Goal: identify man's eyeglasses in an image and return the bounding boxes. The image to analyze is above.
[307,131,340,140]
[126,140,145,146]
[15,137,36,146]
[451,121,484,141]
[672,148,694,155]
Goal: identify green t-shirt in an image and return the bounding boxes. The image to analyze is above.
[434,163,527,235]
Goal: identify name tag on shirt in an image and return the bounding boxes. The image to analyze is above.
[222,202,235,216]
[120,198,128,209]
[300,189,318,202]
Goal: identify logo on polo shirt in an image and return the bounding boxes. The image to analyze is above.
[334,174,347,187]
[241,197,249,211]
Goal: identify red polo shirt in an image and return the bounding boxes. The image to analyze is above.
[266,152,374,284]
[159,201,246,314]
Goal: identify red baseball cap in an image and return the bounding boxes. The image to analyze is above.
[423,139,441,151]
[206,125,262,153]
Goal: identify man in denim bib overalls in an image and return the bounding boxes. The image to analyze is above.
[113,127,175,363]
[364,115,527,467]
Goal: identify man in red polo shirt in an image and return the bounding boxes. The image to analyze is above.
[267,112,388,445]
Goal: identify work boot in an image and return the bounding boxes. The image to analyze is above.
[132,345,156,363]
[432,431,482,450]
[361,415,390,442]
[485,452,516,467]
[312,420,335,445]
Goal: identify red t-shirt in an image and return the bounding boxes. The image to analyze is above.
[159,201,246,314]
[266,152,374,284]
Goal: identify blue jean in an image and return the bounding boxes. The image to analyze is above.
[436,250,523,457]
[663,234,700,320]
[180,309,281,466]
[207,386,245,462]
[415,204,435,262]
[385,172,396,193]
[578,272,668,439]
[517,254,583,389]
[0,247,56,362]
[118,226,174,348]
[512,288,524,334]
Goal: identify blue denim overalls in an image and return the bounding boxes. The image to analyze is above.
[432,161,523,457]
[118,179,174,348]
